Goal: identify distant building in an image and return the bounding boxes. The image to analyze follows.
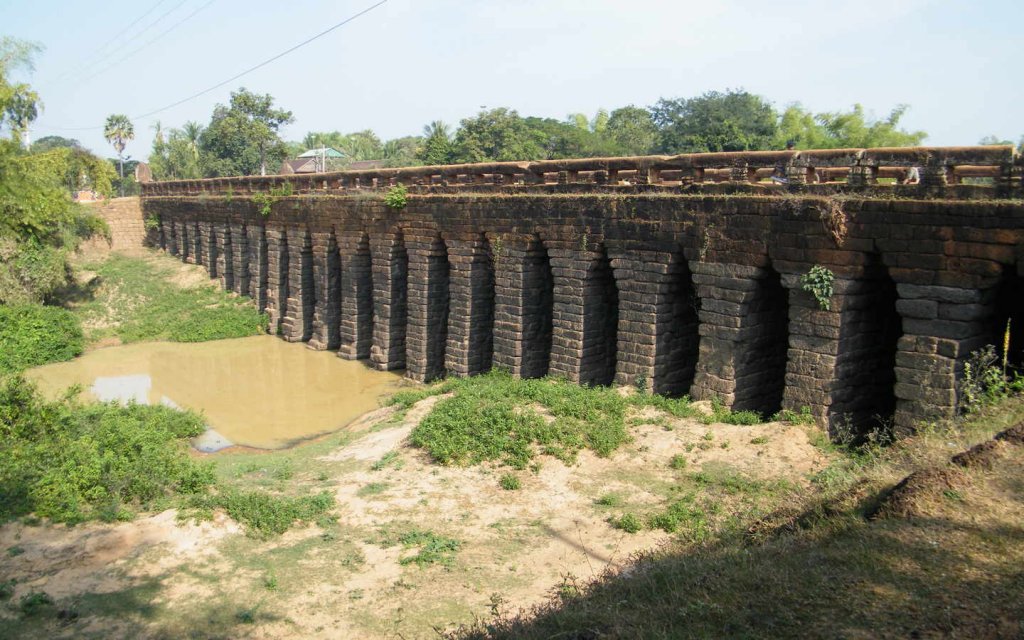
[279,148,387,174]
[280,147,345,174]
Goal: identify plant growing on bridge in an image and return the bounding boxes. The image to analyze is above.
[384,184,408,209]
[800,265,835,311]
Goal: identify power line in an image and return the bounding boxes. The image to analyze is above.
[52,0,170,82]
[74,0,218,86]
[79,0,191,78]
[39,0,388,132]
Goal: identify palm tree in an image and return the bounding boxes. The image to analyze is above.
[182,120,203,162]
[104,113,134,194]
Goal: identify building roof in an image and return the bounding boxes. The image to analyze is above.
[297,147,345,158]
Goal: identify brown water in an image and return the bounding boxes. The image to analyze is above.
[26,336,406,451]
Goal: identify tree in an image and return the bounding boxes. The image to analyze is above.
[0,39,106,303]
[651,89,778,153]
[0,37,43,146]
[103,114,134,193]
[450,108,546,163]
[199,88,293,176]
[418,121,453,165]
[816,104,926,148]
[606,106,658,156]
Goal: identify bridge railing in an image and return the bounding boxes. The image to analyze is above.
[141,145,1022,198]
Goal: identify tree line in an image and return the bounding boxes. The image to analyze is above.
[145,87,958,180]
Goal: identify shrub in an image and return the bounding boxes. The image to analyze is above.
[384,184,408,210]
[0,304,84,373]
[610,513,643,533]
[0,377,214,523]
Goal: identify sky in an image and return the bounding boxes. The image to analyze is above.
[2,0,1022,160]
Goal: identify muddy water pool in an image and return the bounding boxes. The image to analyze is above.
[26,336,406,451]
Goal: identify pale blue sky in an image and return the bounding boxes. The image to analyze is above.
[3,0,1022,159]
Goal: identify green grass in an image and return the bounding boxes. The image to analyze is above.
[186,490,333,538]
[499,473,521,491]
[356,482,389,498]
[0,304,84,374]
[409,371,633,469]
[72,252,267,345]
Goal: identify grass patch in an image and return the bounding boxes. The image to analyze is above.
[357,482,389,498]
[0,304,83,374]
[410,370,632,469]
[371,451,404,471]
[72,252,266,345]
[499,473,521,491]
[375,523,462,567]
[594,493,624,507]
[609,513,643,533]
[187,490,333,538]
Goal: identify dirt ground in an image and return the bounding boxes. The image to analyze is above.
[0,397,831,639]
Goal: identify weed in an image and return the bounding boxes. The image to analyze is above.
[0,579,15,600]
[236,608,257,624]
[264,573,279,591]
[669,455,688,470]
[371,451,403,471]
[775,406,816,425]
[19,591,54,617]
[648,496,709,538]
[384,184,408,209]
[499,473,521,490]
[187,490,333,538]
[376,524,462,567]
[595,493,623,507]
[702,431,714,441]
[800,265,835,311]
[7,545,24,557]
[357,482,389,498]
[610,513,643,533]
[750,436,769,445]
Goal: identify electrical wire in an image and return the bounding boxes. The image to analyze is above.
[39,0,388,132]
[51,0,170,82]
[74,0,218,86]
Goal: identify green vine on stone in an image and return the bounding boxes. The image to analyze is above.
[384,184,408,210]
[143,215,160,231]
[800,265,835,311]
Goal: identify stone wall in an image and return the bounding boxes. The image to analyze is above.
[142,168,1024,436]
[81,197,148,251]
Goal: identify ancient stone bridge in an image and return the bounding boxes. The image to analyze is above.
[141,145,1024,435]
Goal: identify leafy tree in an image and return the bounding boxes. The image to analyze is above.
[816,104,926,148]
[382,135,422,167]
[32,135,82,153]
[418,121,453,165]
[651,89,778,153]
[0,39,106,303]
[150,122,204,180]
[979,135,1023,153]
[450,108,545,163]
[0,37,42,145]
[606,106,658,156]
[199,88,293,176]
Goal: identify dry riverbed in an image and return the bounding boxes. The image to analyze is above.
[0,397,830,639]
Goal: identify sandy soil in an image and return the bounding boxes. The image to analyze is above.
[0,397,831,639]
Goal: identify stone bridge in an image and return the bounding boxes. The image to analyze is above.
[141,145,1024,434]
